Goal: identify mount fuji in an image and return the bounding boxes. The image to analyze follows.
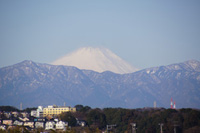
[52,47,138,74]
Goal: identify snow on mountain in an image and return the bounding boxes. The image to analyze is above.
[1,60,200,108]
[52,47,138,74]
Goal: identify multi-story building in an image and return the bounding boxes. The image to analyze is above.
[36,106,43,117]
[31,106,43,118]
[43,105,76,117]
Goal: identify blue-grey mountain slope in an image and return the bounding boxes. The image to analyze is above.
[0,60,199,109]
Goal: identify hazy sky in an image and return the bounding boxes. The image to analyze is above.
[0,0,200,69]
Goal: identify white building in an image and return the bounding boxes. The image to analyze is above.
[31,106,43,118]
[31,110,37,117]
[45,121,55,130]
[36,106,43,117]
[56,121,68,131]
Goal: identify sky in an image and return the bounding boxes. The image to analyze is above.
[0,0,200,69]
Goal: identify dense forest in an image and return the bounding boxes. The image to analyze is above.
[59,105,200,133]
[1,105,200,133]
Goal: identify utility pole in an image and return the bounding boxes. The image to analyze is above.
[130,123,136,133]
[173,121,179,133]
[107,124,116,133]
[158,123,164,133]
[174,125,177,133]
[154,101,157,108]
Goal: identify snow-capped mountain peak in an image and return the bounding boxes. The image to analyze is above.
[52,47,138,74]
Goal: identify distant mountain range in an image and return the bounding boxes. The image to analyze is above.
[52,47,138,74]
[0,60,200,109]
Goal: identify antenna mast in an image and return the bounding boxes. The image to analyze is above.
[170,98,173,109]
[20,102,23,111]
[173,101,176,109]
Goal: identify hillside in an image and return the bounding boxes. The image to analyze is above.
[0,60,200,109]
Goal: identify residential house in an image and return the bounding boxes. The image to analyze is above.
[56,121,68,131]
[19,117,29,122]
[79,120,86,127]
[13,120,23,126]
[45,121,55,130]
[76,118,86,127]
[3,112,11,119]
[24,121,34,128]
[20,112,29,118]
[31,110,37,117]
[35,121,45,129]
[2,120,12,125]
[11,112,19,117]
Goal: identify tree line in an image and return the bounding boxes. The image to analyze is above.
[1,105,200,132]
[59,105,200,133]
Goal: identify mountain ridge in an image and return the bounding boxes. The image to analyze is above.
[0,60,199,109]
